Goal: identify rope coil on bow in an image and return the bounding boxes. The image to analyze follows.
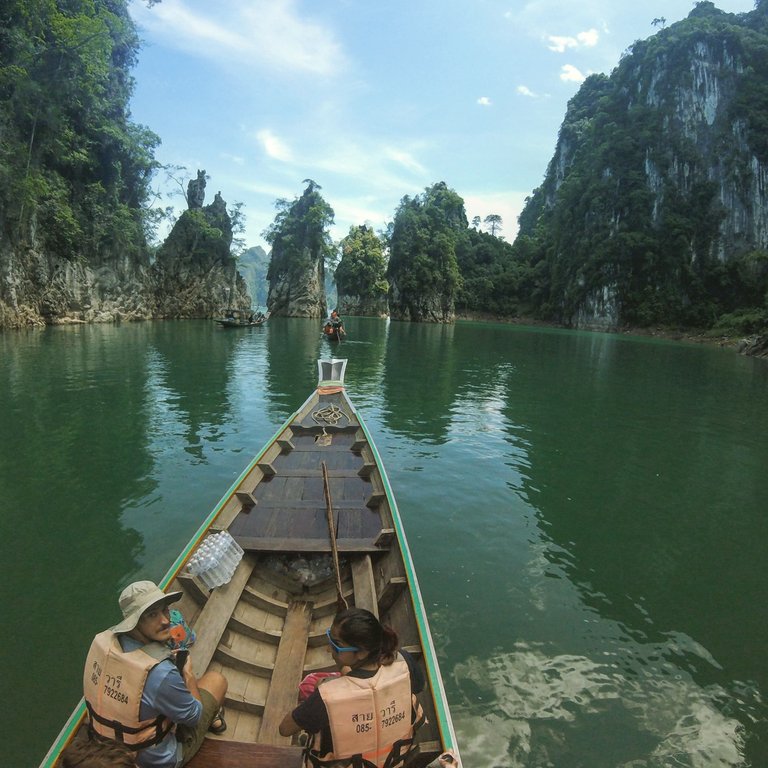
[311,403,349,427]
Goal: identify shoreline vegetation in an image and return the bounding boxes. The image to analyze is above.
[7,311,767,359]
[455,312,768,358]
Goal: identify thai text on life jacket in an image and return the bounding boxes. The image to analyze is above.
[83,630,174,750]
[307,654,425,768]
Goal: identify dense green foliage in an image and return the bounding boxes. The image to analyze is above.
[454,229,534,316]
[514,1,768,330]
[263,180,335,281]
[335,225,388,300]
[386,182,464,318]
[0,0,159,260]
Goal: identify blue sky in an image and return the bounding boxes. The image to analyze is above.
[127,0,754,251]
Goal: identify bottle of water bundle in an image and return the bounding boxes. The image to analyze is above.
[187,531,244,589]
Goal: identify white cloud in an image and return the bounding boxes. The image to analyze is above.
[477,96,492,106]
[255,129,294,161]
[516,85,537,98]
[384,148,427,175]
[129,0,347,77]
[577,28,600,47]
[560,64,586,83]
[547,28,599,53]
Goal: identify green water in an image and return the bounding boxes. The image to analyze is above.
[1,318,767,767]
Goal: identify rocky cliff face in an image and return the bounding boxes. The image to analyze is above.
[152,185,249,318]
[388,279,455,323]
[265,183,331,318]
[336,293,388,317]
[0,172,248,328]
[0,237,155,328]
[518,2,768,331]
[267,251,326,318]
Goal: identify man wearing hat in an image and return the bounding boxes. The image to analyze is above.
[82,581,228,767]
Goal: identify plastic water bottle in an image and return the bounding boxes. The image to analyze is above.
[202,552,219,589]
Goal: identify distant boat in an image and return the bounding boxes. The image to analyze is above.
[39,358,460,768]
[322,321,345,342]
[216,308,268,327]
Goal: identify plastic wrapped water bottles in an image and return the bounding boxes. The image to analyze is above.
[185,530,244,589]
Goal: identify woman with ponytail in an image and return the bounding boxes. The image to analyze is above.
[280,607,426,768]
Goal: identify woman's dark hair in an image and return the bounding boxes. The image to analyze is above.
[333,607,399,665]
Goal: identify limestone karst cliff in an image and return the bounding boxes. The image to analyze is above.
[152,173,249,318]
[517,1,768,331]
[0,0,250,330]
[0,171,249,328]
[265,182,333,318]
[335,225,389,317]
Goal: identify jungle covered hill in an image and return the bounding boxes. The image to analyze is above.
[269,1,768,344]
[513,0,768,338]
[0,0,246,328]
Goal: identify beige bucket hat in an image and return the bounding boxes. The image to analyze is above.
[111,580,182,634]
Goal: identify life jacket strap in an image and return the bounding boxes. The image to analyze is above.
[86,701,172,750]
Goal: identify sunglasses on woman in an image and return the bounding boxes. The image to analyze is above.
[326,628,359,653]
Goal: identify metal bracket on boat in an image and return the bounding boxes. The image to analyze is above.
[317,358,347,386]
[315,427,333,446]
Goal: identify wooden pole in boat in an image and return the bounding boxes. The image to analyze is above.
[322,461,348,611]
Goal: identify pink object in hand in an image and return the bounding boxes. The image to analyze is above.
[299,672,341,700]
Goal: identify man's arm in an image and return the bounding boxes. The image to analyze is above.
[151,660,203,727]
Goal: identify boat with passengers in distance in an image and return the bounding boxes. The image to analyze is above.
[40,358,460,768]
[216,308,268,327]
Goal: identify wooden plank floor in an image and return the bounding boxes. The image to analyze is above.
[228,428,385,550]
[259,600,313,744]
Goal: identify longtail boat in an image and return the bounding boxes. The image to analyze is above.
[41,358,460,768]
[216,308,268,327]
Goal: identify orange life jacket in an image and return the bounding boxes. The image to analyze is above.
[83,630,175,750]
[306,654,425,768]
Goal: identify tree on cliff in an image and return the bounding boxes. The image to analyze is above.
[263,180,334,317]
[334,225,389,314]
[484,214,503,237]
[0,0,160,259]
[386,182,464,322]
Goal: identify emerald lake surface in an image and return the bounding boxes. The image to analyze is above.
[1,318,767,767]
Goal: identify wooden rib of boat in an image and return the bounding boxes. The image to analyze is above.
[41,358,459,768]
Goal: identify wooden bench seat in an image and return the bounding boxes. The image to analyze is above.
[190,556,256,677]
[235,536,387,553]
[186,738,303,768]
[261,468,372,478]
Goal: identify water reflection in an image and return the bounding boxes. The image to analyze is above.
[494,331,768,765]
[148,321,243,458]
[4,319,768,767]
[264,318,326,420]
[381,322,458,442]
[452,638,748,768]
[0,325,147,765]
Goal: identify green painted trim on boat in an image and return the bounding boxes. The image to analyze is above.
[159,404,306,590]
[38,700,86,768]
[348,394,460,757]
